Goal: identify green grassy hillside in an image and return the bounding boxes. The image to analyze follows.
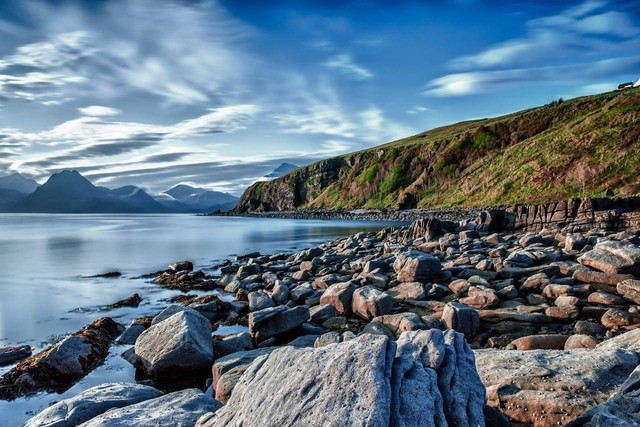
[235,88,640,212]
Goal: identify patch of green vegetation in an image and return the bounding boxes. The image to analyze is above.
[359,164,379,184]
[473,130,498,150]
[379,165,406,195]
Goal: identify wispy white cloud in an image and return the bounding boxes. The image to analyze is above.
[78,106,121,117]
[407,106,432,115]
[5,104,261,176]
[451,0,639,70]
[0,0,254,106]
[425,56,640,97]
[324,53,373,80]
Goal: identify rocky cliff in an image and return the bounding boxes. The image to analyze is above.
[234,88,640,213]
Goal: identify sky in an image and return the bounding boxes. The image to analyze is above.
[0,0,639,196]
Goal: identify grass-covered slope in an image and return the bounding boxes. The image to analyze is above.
[235,88,640,212]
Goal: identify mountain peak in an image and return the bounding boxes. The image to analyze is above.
[0,171,39,194]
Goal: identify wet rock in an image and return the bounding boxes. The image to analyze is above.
[81,388,221,427]
[476,347,639,426]
[108,293,142,309]
[0,317,123,400]
[24,382,162,427]
[442,302,479,338]
[247,290,275,312]
[352,286,394,320]
[319,281,356,314]
[116,320,147,345]
[134,307,213,377]
[169,261,193,272]
[393,251,445,283]
[0,345,31,366]
[511,334,569,350]
[248,305,309,343]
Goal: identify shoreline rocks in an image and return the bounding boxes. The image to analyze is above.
[0,317,123,400]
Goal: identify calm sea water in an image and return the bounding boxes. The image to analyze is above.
[0,213,400,425]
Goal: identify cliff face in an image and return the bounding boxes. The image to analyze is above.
[235,88,640,213]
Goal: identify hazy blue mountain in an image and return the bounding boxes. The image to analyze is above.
[0,172,39,194]
[164,184,238,211]
[108,185,174,213]
[263,162,299,179]
[0,187,25,206]
[2,170,144,213]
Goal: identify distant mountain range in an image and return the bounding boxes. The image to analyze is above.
[0,170,239,214]
[0,162,300,214]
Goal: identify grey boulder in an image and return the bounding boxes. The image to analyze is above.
[197,330,487,427]
[134,307,213,377]
[80,389,221,427]
[25,382,162,427]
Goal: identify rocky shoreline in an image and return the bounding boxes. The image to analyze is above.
[4,202,640,426]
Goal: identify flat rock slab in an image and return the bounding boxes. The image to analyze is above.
[475,348,639,426]
[25,382,162,427]
[0,345,32,366]
[0,317,123,400]
[248,305,309,343]
[80,388,221,427]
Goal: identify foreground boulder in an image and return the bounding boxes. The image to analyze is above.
[248,305,309,343]
[475,347,639,426]
[197,330,486,426]
[134,306,213,377]
[80,388,221,426]
[24,382,162,427]
[0,318,123,400]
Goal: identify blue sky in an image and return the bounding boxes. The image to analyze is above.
[0,0,639,195]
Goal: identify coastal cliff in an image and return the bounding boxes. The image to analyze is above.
[234,88,640,213]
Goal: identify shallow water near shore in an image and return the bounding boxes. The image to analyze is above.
[0,213,402,425]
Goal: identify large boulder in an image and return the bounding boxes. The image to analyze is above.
[197,330,486,427]
[248,305,309,343]
[352,286,394,320]
[578,241,640,275]
[80,389,221,426]
[475,347,639,426]
[134,306,213,377]
[0,318,123,399]
[393,251,445,283]
[24,382,162,427]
